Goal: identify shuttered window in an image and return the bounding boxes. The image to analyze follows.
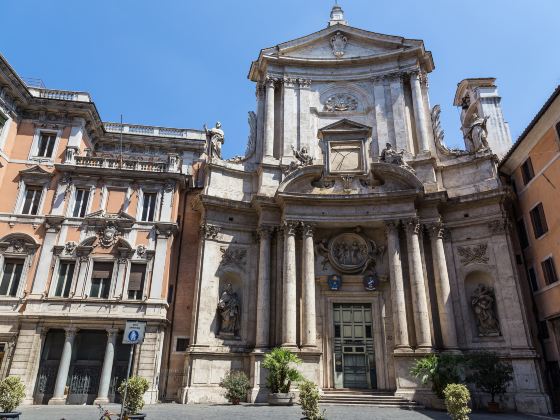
[128,264,146,300]
[542,257,558,286]
[72,189,90,218]
[21,186,42,215]
[90,262,113,299]
[521,157,535,185]
[530,203,548,238]
[54,262,75,297]
[0,259,24,297]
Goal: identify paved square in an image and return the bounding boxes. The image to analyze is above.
[17,403,539,420]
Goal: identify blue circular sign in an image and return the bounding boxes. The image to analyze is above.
[128,330,139,342]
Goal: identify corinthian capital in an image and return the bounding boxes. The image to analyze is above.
[404,218,421,235]
[265,75,277,88]
[302,223,315,237]
[283,220,298,236]
[385,220,399,236]
[257,225,273,240]
[427,222,445,239]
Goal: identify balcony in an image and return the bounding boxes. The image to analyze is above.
[63,147,181,174]
[28,87,92,102]
[534,280,560,319]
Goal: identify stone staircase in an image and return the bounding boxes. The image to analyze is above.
[320,389,423,409]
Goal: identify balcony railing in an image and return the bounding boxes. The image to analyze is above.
[28,87,92,102]
[104,122,205,140]
[73,155,168,172]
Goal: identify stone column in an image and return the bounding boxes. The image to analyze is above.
[385,222,410,349]
[49,327,77,405]
[94,329,118,404]
[302,223,316,348]
[264,77,275,157]
[405,219,432,349]
[282,77,297,157]
[255,226,272,348]
[410,71,430,153]
[428,223,458,349]
[282,221,298,347]
[31,217,63,296]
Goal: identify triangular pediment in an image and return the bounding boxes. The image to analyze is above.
[19,165,52,177]
[318,119,372,138]
[260,25,422,61]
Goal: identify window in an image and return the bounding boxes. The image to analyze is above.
[521,157,535,185]
[20,186,42,215]
[0,259,24,297]
[530,203,548,238]
[72,188,90,218]
[175,337,189,352]
[542,257,558,286]
[36,132,57,158]
[538,321,550,340]
[167,284,174,304]
[127,264,146,300]
[54,262,75,297]
[528,267,539,292]
[516,218,529,249]
[141,193,157,222]
[89,262,113,299]
[0,112,7,132]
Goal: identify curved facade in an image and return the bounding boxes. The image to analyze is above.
[178,8,551,414]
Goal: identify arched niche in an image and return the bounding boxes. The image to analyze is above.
[216,271,242,340]
[464,270,502,339]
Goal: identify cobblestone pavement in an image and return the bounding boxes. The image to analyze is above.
[18,403,541,420]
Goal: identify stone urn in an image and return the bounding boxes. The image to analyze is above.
[268,392,293,406]
[0,413,21,419]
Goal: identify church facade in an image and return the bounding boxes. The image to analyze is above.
[178,6,551,414]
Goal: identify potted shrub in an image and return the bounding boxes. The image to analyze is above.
[0,376,25,419]
[219,370,250,405]
[467,352,513,412]
[299,379,325,420]
[118,376,150,419]
[443,383,471,420]
[262,347,303,405]
[410,353,464,399]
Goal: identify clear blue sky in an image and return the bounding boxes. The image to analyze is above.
[2,1,559,158]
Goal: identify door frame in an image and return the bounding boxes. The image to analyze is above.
[321,290,389,390]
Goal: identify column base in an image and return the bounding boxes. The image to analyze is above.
[393,346,414,354]
[93,397,109,405]
[48,396,67,405]
[280,343,298,350]
[415,346,434,354]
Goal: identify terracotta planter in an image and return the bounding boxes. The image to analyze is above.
[268,392,293,406]
[0,412,21,420]
[231,398,240,405]
[487,401,500,413]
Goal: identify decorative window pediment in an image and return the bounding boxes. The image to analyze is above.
[18,165,54,183]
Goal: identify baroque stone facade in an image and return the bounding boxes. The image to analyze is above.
[177,6,551,415]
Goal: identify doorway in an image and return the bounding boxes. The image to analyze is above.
[333,303,376,389]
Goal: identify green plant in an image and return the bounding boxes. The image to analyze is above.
[410,353,464,399]
[299,379,326,420]
[444,383,471,420]
[118,376,149,415]
[0,376,25,413]
[263,347,304,393]
[219,370,250,404]
[466,352,513,403]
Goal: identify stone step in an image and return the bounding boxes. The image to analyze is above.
[319,390,423,408]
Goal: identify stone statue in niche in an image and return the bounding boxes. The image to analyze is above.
[217,283,240,337]
[464,113,490,153]
[471,283,501,336]
[205,121,224,160]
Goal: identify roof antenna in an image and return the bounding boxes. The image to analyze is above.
[119,114,123,169]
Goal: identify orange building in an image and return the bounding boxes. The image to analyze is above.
[500,85,560,410]
[0,54,205,405]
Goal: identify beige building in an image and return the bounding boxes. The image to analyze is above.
[177,6,551,414]
[500,85,560,411]
[0,54,205,405]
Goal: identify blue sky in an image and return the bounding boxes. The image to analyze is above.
[2,1,559,158]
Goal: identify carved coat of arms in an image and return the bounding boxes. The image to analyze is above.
[330,31,348,58]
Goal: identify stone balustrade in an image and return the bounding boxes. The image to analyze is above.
[28,87,91,102]
[104,122,205,139]
[73,155,169,172]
